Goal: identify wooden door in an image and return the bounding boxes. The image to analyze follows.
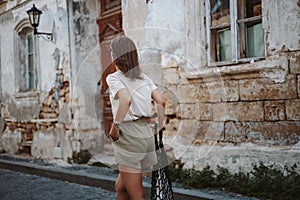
[97,0,123,135]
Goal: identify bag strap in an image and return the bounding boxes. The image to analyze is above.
[153,122,165,150]
[158,129,164,148]
[153,123,159,150]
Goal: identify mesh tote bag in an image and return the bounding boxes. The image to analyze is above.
[151,125,174,200]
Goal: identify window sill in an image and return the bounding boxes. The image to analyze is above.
[208,57,265,67]
[186,56,287,82]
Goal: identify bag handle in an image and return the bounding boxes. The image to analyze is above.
[153,123,159,150]
[153,122,164,150]
[158,129,164,148]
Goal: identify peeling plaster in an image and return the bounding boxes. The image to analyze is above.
[261,56,289,83]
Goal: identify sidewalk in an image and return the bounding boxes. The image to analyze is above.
[0,154,258,200]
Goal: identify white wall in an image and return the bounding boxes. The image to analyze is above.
[0,0,104,160]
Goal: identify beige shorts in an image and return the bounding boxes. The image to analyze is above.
[112,118,157,172]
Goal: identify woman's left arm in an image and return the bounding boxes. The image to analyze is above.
[109,88,131,141]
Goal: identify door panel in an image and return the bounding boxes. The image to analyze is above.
[97,0,122,135]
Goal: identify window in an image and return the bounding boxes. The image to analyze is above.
[15,21,37,92]
[206,0,264,65]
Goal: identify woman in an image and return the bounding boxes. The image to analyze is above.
[106,35,166,200]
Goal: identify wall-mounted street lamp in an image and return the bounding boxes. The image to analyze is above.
[27,4,53,41]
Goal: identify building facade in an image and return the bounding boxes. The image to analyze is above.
[0,0,103,162]
[0,0,299,172]
[120,0,300,172]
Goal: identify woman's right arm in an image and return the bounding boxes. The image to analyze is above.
[152,88,166,131]
[109,88,131,141]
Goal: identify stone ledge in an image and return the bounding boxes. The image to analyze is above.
[185,56,288,83]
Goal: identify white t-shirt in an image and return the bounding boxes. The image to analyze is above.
[106,71,157,121]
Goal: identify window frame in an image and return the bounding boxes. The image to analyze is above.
[205,0,265,66]
[15,20,39,93]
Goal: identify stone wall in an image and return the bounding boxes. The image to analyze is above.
[161,51,300,172]
[122,0,300,173]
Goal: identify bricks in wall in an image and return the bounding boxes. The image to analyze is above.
[264,101,286,121]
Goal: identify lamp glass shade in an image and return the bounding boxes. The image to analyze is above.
[26,4,42,28]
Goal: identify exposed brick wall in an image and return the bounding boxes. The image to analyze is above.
[39,69,70,131]
[2,69,70,154]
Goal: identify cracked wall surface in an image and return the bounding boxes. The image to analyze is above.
[0,0,299,173]
[0,0,103,162]
[123,0,300,172]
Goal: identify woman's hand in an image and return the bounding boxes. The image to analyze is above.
[109,123,120,142]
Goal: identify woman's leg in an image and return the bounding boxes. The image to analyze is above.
[118,164,145,200]
[115,173,130,200]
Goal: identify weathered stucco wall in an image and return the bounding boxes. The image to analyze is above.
[0,0,71,156]
[0,0,299,172]
[0,0,103,162]
[123,0,300,172]
[69,0,104,160]
[263,0,300,53]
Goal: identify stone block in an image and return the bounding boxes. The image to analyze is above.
[164,118,180,137]
[213,102,264,122]
[198,80,239,103]
[224,121,250,143]
[174,84,199,103]
[165,98,177,115]
[286,99,300,120]
[163,88,179,115]
[198,83,211,102]
[198,103,213,121]
[239,75,297,100]
[177,103,198,119]
[175,119,199,145]
[194,121,224,144]
[264,101,286,121]
[223,80,240,102]
[41,112,58,119]
[225,121,300,145]
[289,51,300,74]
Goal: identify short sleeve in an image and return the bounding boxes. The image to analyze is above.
[143,73,157,92]
[106,74,126,99]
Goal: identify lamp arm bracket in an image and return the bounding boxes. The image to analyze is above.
[34,31,53,41]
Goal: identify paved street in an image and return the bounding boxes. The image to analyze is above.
[0,156,260,200]
[0,168,116,200]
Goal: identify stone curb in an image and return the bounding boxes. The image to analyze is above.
[0,158,221,200]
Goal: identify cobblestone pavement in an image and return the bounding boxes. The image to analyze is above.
[0,155,260,200]
[0,168,116,200]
